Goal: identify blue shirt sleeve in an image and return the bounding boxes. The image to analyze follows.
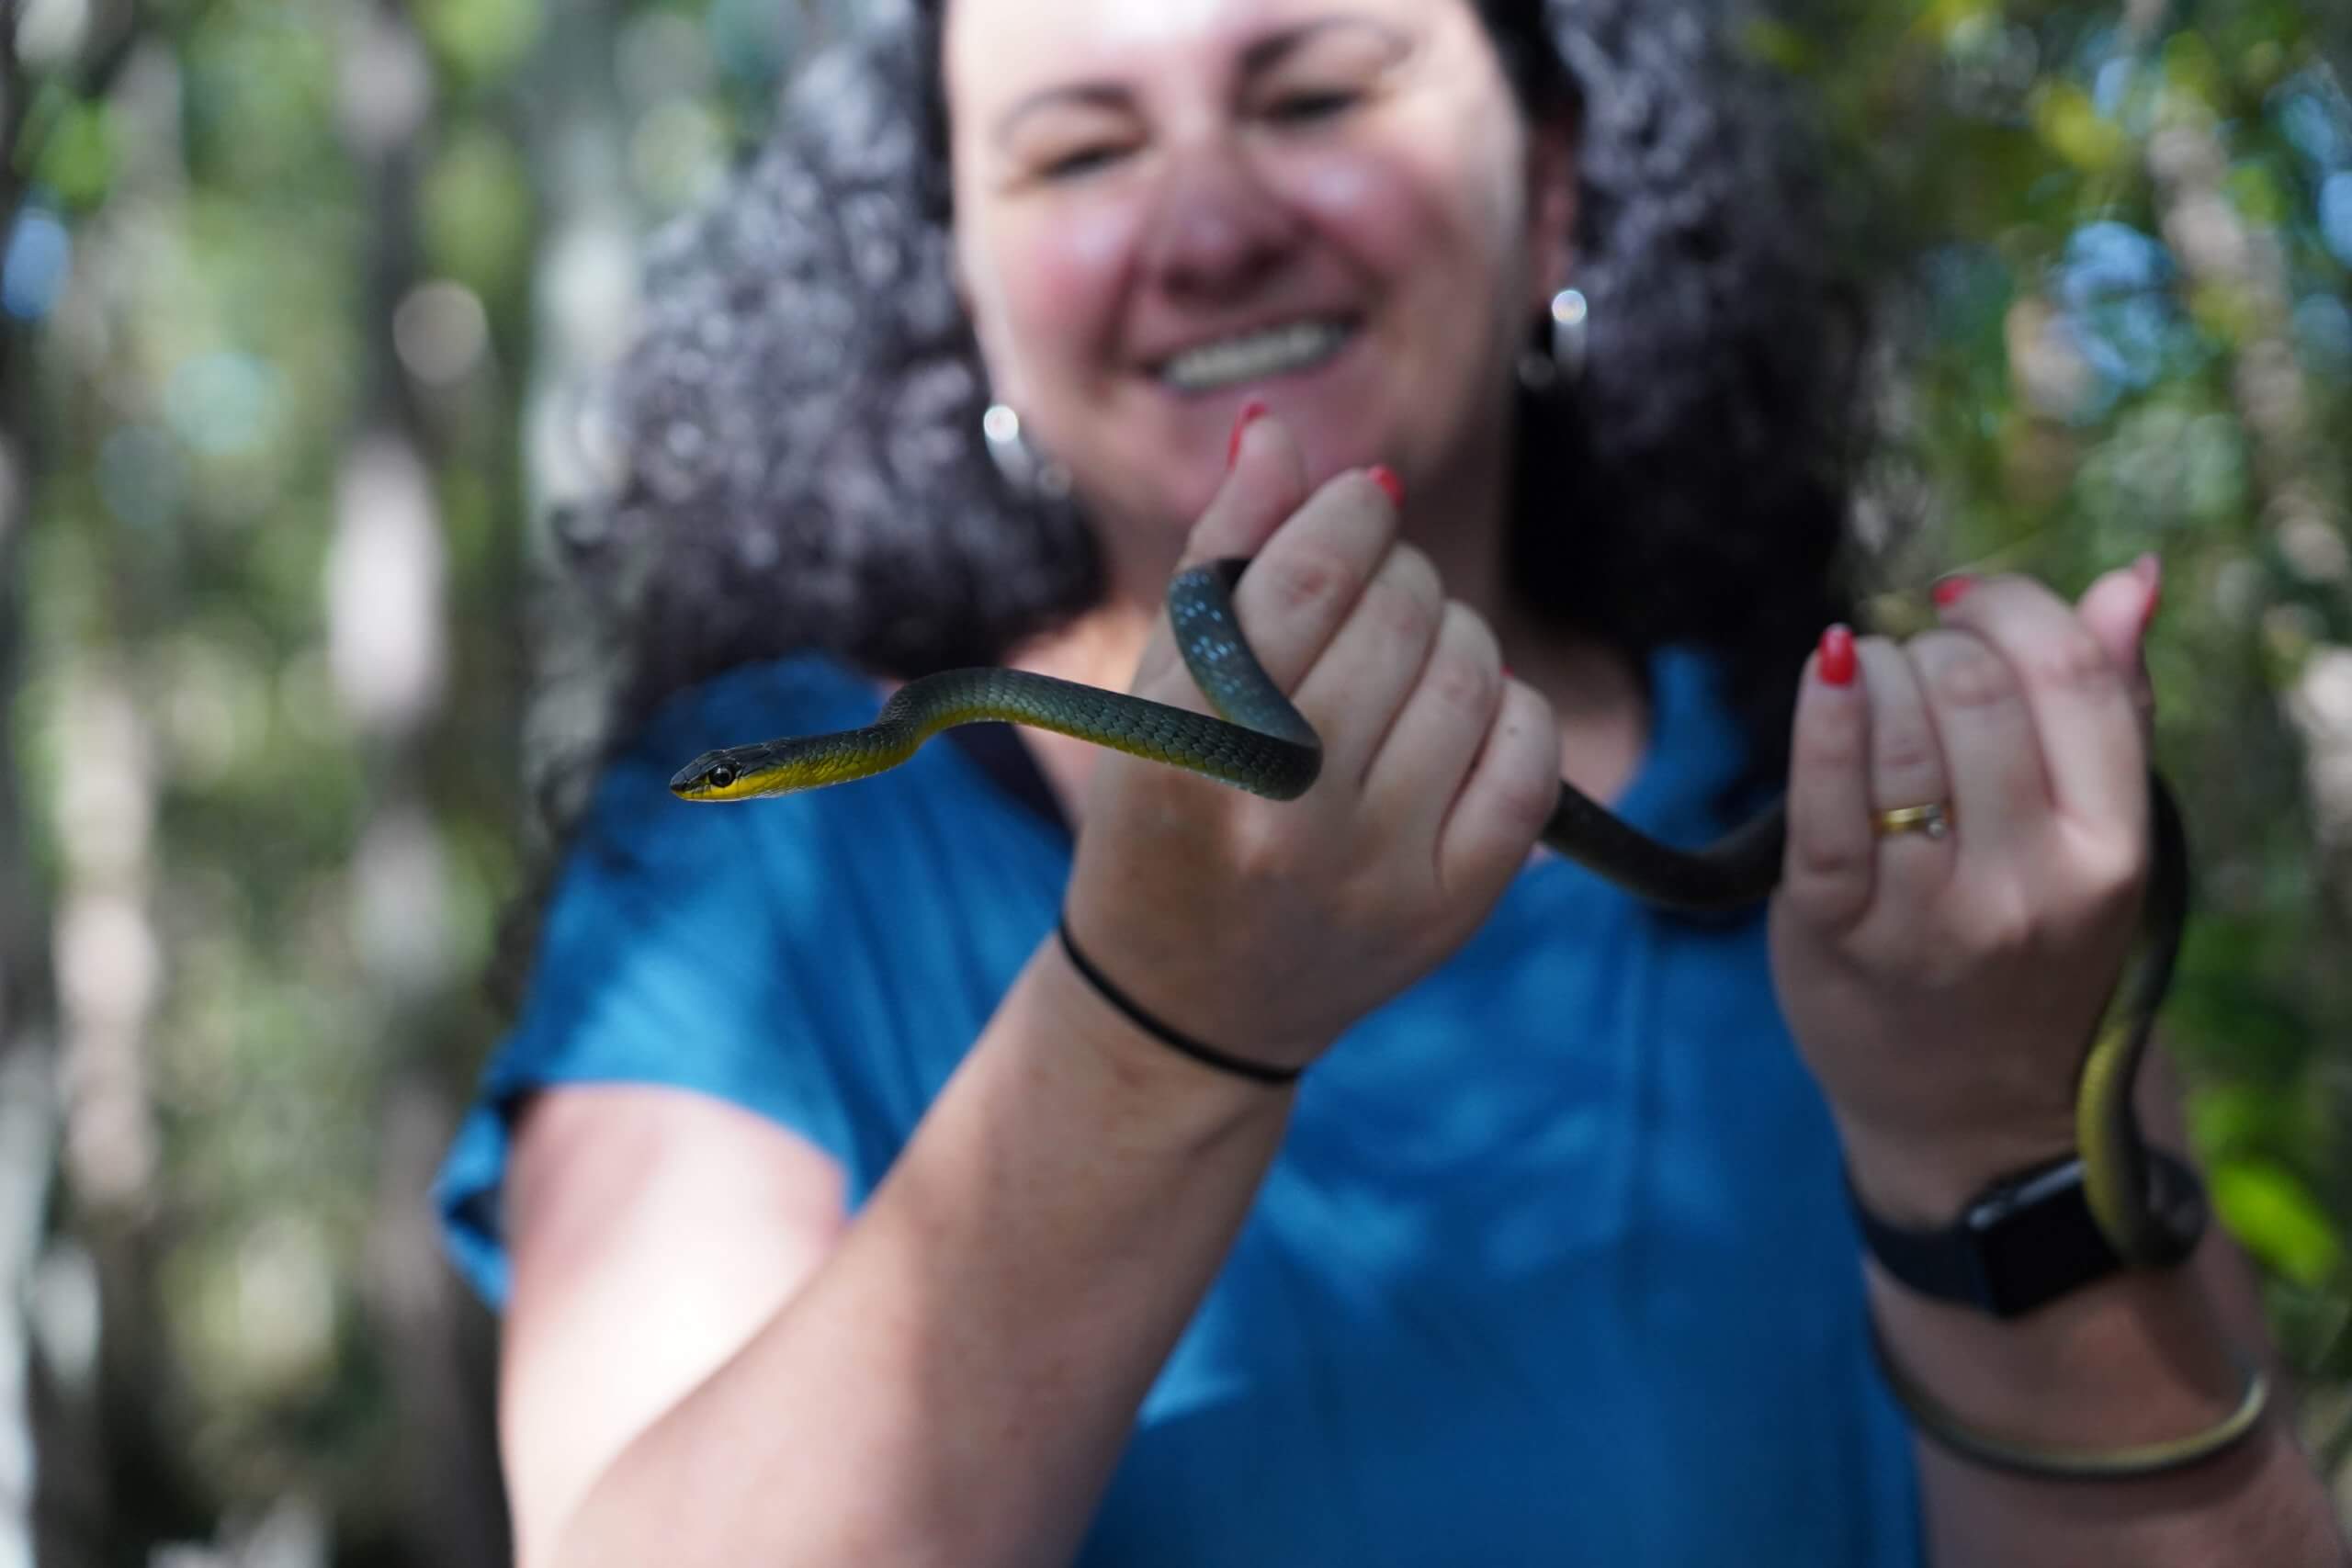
[435,656,912,1308]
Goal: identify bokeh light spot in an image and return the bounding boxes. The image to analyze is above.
[709,0,796,87]
[14,0,90,66]
[2,209,71,321]
[96,425,186,530]
[2320,171,2352,269]
[392,280,490,387]
[164,353,284,458]
[416,0,543,80]
[616,11,713,109]
[629,98,727,212]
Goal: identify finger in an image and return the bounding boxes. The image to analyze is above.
[1290,543,1445,787]
[1222,465,1405,695]
[1935,573,2143,836]
[1781,626,1874,931]
[1180,409,1313,566]
[1363,598,1504,832]
[1133,411,1314,693]
[1905,625,2050,863]
[1436,676,1559,900]
[1855,635,1958,899]
[2072,554,2160,741]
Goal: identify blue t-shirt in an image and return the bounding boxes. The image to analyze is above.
[437,648,1921,1565]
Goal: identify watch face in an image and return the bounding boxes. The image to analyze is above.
[1964,1155,2085,1228]
[1965,1159,2126,1318]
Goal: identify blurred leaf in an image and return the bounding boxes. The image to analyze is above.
[1928,0,2000,43]
[2226,159,2293,229]
[2032,82,2128,173]
[1739,17,1815,75]
[417,0,545,81]
[2162,30,2227,109]
[421,128,536,299]
[35,98,118,210]
[2211,1159,2346,1286]
[2187,276,2262,345]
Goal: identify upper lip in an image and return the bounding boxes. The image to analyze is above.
[1140,312,1358,370]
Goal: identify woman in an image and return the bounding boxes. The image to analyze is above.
[436,1,2346,1563]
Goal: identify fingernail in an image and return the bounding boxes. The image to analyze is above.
[1368,464,1405,507]
[1818,625,1857,687]
[1931,574,1975,609]
[1502,664,1516,679]
[2138,553,2163,629]
[1227,400,1269,468]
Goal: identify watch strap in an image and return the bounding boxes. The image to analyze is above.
[1849,1149,2202,1319]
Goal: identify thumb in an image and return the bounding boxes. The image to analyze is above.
[1133,409,1314,693]
[1180,406,1313,568]
[2076,552,2161,736]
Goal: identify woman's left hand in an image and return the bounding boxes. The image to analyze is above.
[1768,559,2165,1226]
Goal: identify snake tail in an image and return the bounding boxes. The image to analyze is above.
[2074,775,2204,1268]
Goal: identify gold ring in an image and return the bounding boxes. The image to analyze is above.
[1872,801,1953,840]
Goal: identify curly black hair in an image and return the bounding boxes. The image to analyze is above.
[528,0,1866,845]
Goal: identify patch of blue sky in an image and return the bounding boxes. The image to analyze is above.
[1,209,71,322]
[2320,172,2352,270]
[2275,80,2351,172]
[2052,221,2178,416]
[2293,295,2352,375]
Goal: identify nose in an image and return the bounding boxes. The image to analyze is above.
[1136,135,1303,300]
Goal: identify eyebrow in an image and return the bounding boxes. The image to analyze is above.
[989,15,1404,145]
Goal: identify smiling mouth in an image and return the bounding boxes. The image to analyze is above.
[1155,318,1358,394]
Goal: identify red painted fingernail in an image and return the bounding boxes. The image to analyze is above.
[1818,625,1857,686]
[1227,400,1269,468]
[1368,465,1404,506]
[1931,574,1975,609]
[2138,553,2163,629]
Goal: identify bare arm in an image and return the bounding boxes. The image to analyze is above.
[1852,1049,2346,1568]
[512,942,1292,1568]
[499,1081,849,1567]
[505,418,1562,1566]
[1774,565,2346,1565]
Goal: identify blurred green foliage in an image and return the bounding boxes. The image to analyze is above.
[1786,0,2352,1480]
[0,0,2346,1558]
[3,0,806,1558]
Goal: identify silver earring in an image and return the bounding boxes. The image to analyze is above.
[1515,288,1589,392]
[981,402,1071,501]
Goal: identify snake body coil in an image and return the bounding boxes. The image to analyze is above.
[673,558,2199,1288]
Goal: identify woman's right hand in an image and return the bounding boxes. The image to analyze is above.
[1058,412,1562,1077]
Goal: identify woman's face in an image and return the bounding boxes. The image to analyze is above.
[942,0,1574,553]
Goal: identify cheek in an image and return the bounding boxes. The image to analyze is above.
[1284,137,1521,310]
[1294,157,1381,217]
[1284,152,1421,276]
[989,205,1141,377]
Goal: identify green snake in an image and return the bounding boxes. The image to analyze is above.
[671,556,2257,1475]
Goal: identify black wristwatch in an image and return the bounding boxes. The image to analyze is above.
[1849,1150,2204,1319]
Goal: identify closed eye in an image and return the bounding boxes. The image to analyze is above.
[1268,90,1360,124]
[1042,143,1129,180]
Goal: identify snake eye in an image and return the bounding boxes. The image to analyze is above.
[707,762,738,790]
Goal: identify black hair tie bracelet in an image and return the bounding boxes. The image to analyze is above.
[1055,917,1301,1088]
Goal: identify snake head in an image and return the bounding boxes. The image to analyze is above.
[669,750,750,802]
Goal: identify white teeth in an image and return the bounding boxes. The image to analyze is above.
[1160,320,1351,391]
